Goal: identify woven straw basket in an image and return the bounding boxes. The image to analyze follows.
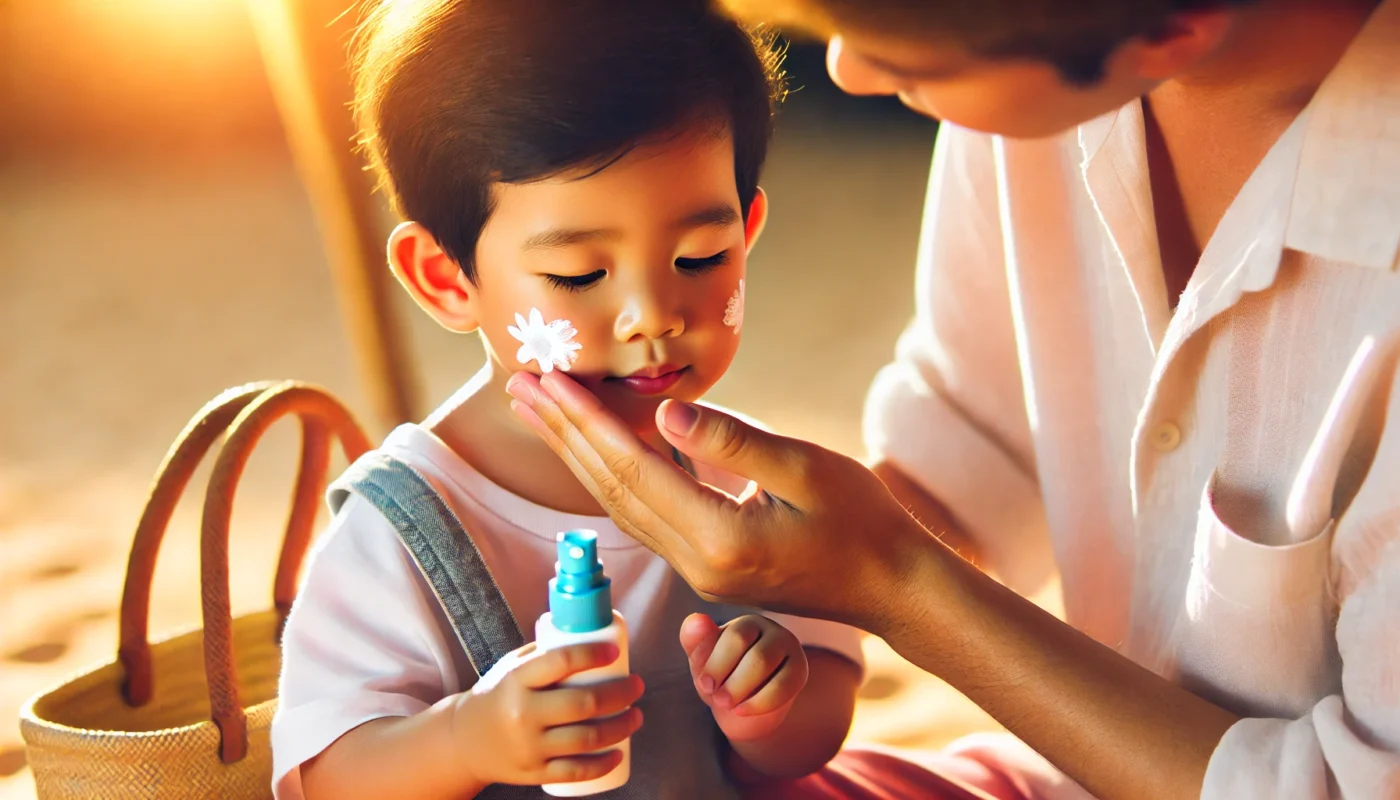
[20,381,371,799]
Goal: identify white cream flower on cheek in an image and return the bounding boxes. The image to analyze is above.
[507,308,582,373]
[723,278,744,334]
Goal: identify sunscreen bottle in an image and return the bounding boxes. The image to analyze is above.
[536,530,630,796]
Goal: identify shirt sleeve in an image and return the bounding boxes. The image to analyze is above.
[270,494,461,800]
[861,123,1054,597]
[1202,365,1400,799]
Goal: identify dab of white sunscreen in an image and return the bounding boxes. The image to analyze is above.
[536,530,630,796]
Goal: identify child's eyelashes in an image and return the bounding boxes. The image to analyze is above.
[675,251,728,273]
[543,269,607,292]
[541,252,727,292]
[544,271,605,292]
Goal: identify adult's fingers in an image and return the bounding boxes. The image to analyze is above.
[509,399,602,498]
[514,642,621,689]
[506,376,624,500]
[540,707,643,759]
[507,373,673,547]
[512,371,728,551]
[656,399,822,506]
[535,675,645,727]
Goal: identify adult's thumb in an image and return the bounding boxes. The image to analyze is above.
[657,400,816,503]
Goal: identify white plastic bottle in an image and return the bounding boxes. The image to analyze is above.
[535,529,630,796]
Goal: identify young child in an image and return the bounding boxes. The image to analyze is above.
[269,0,865,797]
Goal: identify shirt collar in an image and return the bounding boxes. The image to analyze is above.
[1284,0,1400,271]
[1077,101,1173,349]
[1078,0,1400,278]
[1077,104,1121,168]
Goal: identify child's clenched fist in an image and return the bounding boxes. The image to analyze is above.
[679,613,809,742]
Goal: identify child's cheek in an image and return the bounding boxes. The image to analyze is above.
[493,302,597,374]
[561,319,614,373]
[704,325,741,379]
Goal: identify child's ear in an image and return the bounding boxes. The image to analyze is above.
[743,187,768,253]
[387,221,479,333]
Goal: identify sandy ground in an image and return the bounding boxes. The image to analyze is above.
[0,111,1018,796]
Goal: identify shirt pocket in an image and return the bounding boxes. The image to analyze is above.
[1173,471,1342,719]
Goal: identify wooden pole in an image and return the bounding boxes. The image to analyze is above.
[246,0,418,435]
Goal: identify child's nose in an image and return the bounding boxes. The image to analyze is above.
[614,293,684,343]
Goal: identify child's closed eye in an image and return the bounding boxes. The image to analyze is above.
[543,269,607,292]
[675,251,728,273]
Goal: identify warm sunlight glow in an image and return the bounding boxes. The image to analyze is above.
[4,0,282,155]
[72,0,248,51]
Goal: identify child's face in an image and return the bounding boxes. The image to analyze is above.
[397,128,765,434]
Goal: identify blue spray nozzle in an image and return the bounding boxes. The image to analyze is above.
[548,530,613,632]
[556,530,602,582]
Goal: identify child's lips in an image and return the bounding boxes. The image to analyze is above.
[607,366,688,395]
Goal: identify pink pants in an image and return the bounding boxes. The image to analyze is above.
[740,736,1089,800]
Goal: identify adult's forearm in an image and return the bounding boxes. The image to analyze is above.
[870,460,983,570]
[875,536,1239,800]
[728,649,860,781]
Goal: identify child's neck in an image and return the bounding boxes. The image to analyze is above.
[428,364,674,517]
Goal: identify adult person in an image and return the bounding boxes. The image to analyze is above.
[504,1,1400,797]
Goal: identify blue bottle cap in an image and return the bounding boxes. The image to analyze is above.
[548,530,613,633]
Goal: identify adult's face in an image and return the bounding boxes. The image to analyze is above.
[824,12,1234,138]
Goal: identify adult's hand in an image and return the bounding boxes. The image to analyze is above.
[508,370,1242,800]
[505,370,930,629]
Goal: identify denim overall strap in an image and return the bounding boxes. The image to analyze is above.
[332,451,525,677]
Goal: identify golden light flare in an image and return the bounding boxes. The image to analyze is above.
[69,0,250,46]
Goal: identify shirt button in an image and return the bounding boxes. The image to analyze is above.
[1149,421,1182,452]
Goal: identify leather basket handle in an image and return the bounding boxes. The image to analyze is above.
[199,382,371,763]
[114,381,371,765]
[119,382,278,707]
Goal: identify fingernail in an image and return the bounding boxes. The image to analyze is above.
[600,643,619,662]
[538,370,563,398]
[505,375,536,404]
[712,689,731,709]
[663,401,699,436]
[699,675,714,694]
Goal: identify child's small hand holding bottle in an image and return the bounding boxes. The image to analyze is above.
[301,640,642,799]
[452,641,644,794]
[680,613,810,743]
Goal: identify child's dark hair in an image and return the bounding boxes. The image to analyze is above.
[721,0,1258,86]
[353,0,786,283]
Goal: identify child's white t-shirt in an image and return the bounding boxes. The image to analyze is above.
[270,422,865,799]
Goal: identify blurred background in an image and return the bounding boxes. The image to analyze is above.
[0,0,1004,795]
